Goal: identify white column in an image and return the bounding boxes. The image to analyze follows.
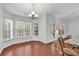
[39,13,46,42]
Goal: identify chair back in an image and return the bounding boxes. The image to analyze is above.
[58,35,72,55]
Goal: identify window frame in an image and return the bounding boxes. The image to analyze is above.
[3,18,13,40]
[15,21,31,38]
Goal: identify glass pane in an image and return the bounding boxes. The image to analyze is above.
[4,18,13,40]
[34,23,38,36]
[16,21,31,38]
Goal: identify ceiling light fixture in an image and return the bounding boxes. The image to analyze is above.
[28,3,38,19]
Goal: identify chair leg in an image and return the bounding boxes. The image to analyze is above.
[62,52,65,56]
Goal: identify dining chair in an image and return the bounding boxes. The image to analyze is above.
[58,35,78,56]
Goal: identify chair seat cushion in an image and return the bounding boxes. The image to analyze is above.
[63,48,78,56]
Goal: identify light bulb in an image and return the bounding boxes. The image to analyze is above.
[28,14,32,17]
[35,14,38,17]
[32,10,35,15]
[55,30,58,35]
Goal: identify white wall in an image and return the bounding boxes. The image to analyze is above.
[66,16,79,44]
[39,13,46,42]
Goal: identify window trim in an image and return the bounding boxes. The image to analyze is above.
[15,21,32,38]
[3,18,13,40]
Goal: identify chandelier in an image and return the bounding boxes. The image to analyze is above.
[28,3,38,19]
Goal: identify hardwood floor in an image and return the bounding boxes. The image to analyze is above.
[1,41,79,56]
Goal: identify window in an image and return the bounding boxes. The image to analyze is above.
[34,23,38,36]
[4,18,13,40]
[16,21,31,38]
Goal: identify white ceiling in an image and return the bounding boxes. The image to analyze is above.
[1,3,79,20]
